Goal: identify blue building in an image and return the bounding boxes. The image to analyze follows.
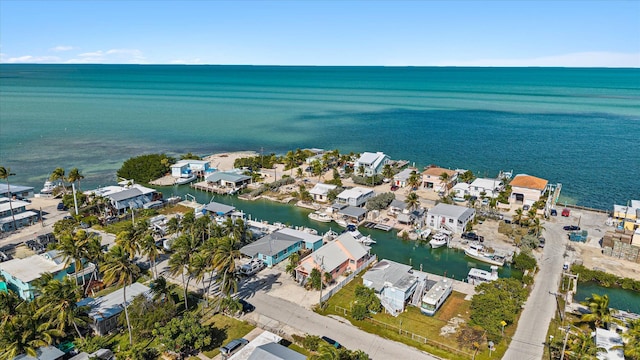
[0,250,68,300]
[240,228,323,267]
[0,183,34,200]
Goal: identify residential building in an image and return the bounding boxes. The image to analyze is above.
[0,250,69,300]
[427,203,476,234]
[337,206,368,223]
[362,259,419,315]
[78,283,151,336]
[469,178,504,199]
[226,331,306,360]
[13,346,65,360]
[0,197,40,232]
[295,232,370,283]
[309,183,337,203]
[336,187,374,207]
[0,183,34,200]
[170,159,212,178]
[612,200,640,231]
[87,184,159,215]
[508,174,548,205]
[451,183,470,199]
[388,199,408,216]
[354,152,390,176]
[206,171,252,189]
[422,166,457,193]
[595,327,624,360]
[240,228,323,267]
[392,168,417,188]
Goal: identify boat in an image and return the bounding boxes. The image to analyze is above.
[40,180,56,195]
[308,211,332,223]
[175,174,197,185]
[464,243,505,267]
[467,266,499,285]
[334,218,348,228]
[429,231,449,249]
[344,225,376,245]
[323,229,339,242]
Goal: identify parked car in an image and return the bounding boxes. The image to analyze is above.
[57,202,67,211]
[239,299,255,313]
[220,338,249,359]
[538,237,546,248]
[462,232,482,241]
[562,208,570,217]
[563,225,580,231]
[523,204,530,211]
[563,262,570,271]
[321,336,341,349]
[550,209,558,216]
[390,184,399,191]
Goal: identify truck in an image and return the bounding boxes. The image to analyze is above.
[569,230,588,242]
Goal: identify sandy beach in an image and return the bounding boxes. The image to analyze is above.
[203,151,258,171]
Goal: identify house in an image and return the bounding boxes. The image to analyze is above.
[0,250,79,300]
[0,183,34,200]
[469,178,504,199]
[13,346,65,360]
[612,200,640,231]
[206,171,252,189]
[88,184,159,215]
[422,166,457,193]
[0,197,40,232]
[309,183,337,203]
[69,349,115,360]
[362,259,419,316]
[393,168,417,188]
[509,174,548,205]
[226,331,305,360]
[427,203,476,234]
[79,283,151,336]
[337,206,368,223]
[594,327,625,360]
[295,232,370,283]
[354,152,390,176]
[388,199,408,215]
[336,187,374,207]
[240,228,323,267]
[170,159,212,178]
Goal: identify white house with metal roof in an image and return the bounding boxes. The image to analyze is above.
[13,346,65,360]
[170,159,212,178]
[362,259,420,316]
[392,168,416,188]
[206,171,252,189]
[240,228,323,267]
[354,152,390,176]
[469,178,504,199]
[88,184,159,215]
[595,327,625,360]
[0,197,40,232]
[308,183,337,203]
[336,187,374,207]
[427,203,476,234]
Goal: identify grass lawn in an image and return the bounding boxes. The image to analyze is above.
[201,313,255,358]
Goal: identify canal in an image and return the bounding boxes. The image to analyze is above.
[575,282,640,314]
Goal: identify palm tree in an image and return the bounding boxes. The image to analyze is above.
[168,234,198,310]
[565,330,606,360]
[382,164,394,180]
[405,192,420,211]
[140,234,160,279]
[150,276,174,304]
[285,252,300,278]
[284,151,297,176]
[310,343,340,360]
[0,166,17,231]
[115,229,141,260]
[357,165,365,177]
[67,167,84,191]
[296,167,303,179]
[530,217,545,237]
[101,245,140,345]
[190,251,210,297]
[0,290,22,327]
[55,230,90,285]
[0,301,63,359]
[513,208,524,225]
[35,274,87,338]
[581,293,619,329]
[439,172,450,194]
[407,170,421,190]
[213,236,241,297]
[623,319,640,360]
[50,167,68,192]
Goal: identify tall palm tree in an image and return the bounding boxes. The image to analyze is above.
[0,290,22,328]
[581,293,619,329]
[439,172,450,194]
[405,192,420,212]
[50,167,68,192]
[382,164,394,180]
[623,318,640,360]
[285,252,300,278]
[115,229,141,260]
[190,251,210,297]
[530,217,545,237]
[168,234,198,310]
[101,245,141,345]
[0,166,17,231]
[67,167,84,191]
[140,234,160,279]
[0,300,63,359]
[166,216,182,236]
[55,230,90,285]
[35,274,88,338]
[284,150,297,176]
[565,330,606,360]
[310,343,340,360]
[513,208,524,225]
[213,236,241,297]
[407,170,421,190]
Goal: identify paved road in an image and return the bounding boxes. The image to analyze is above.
[502,219,569,360]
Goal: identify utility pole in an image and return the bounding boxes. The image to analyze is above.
[317,255,325,305]
[72,182,79,216]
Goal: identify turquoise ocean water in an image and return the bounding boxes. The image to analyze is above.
[1,65,639,209]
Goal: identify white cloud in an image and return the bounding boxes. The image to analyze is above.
[2,55,61,63]
[435,52,640,68]
[66,48,147,64]
[170,58,203,65]
[50,45,74,52]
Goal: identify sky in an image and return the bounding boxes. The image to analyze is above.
[1,0,639,67]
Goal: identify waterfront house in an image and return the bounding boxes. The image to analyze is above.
[354,152,390,176]
[295,232,370,283]
[78,283,151,336]
[0,197,40,232]
[170,159,212,178]
[427,203,475,234]
[204,201,236,217]
[612,200,640,231]
[362,259,419,316]
[392,168,417,188]
[338,206,368,223]
[422,166,457,193]
[87,184,159,215]
[336,187,374,207]
[13,346,65,360]
[0,250,69,300]
[309,183,337,203]
[469,178,504,199]
[508,174,548,205]
[205,171,251,190]
[0,183,34,200]
[421,278,453,316]
[594,327,625,360]
[388,199,408,216]
[451,182,470,200]
[240,228,323,267]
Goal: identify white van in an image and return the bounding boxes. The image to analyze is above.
[239,259,266,276]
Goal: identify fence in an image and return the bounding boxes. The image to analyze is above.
[320,255,377,303]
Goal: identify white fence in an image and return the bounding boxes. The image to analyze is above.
[320,255,377,303]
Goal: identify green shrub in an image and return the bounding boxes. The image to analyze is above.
[365,192,395,211]
[352,303,368,320]
[513,252,537,271]
[117,153,175,184]
[302,335,321,351]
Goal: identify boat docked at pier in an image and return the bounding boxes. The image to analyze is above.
[40,181,56,195]
[467,265,499,285]
[334,218,348,228]
[429,231,450,248]
[464,243,505,267]
[175,174,197,185]
[308,211,332,223]
[344,225,376,245]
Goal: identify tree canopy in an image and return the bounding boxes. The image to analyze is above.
[470,278,529,340]
[117,153,175,184]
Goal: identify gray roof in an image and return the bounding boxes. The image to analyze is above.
[338,206,367,218]
[363,259,416,292]
[248,343,306,360]
[389,199,407,209]
[429,203,475,220]
[108,188,143,202]
[357,152,380,165]
[204,201,236,215]
[13,346,64,360]
[309,232,368,272]
[240,229,305,257]
[206,172,251,183]
[0,184,34,196]
[83,283,151,321]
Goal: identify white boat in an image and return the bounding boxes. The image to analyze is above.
[464,243,505,267]
[345,226,376,245]
[308,211,332,223]
[323,229,339,242]
[467,266,499,285]
[40,180,56,195]
[175,174,197,185]
[429,231,449,249]
[334,218,348,228]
